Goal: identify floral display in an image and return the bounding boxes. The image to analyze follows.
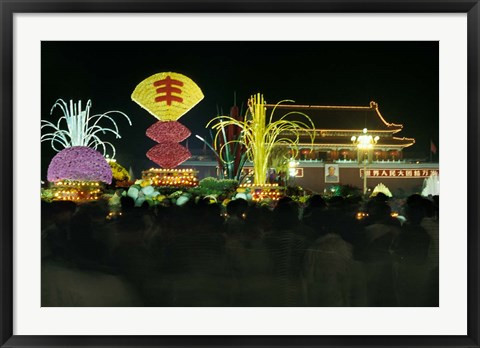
[132,72,204,168]
[196,101,246,181]
[125,184,160,207]
[47,146,113,184]
[121,183,193,207]
[40,188,55,202]
[237,183,284,201]
[146,142,192,168]
[131,72,204,122]
[142,168,198,187]
[207,93,315,185]
[188,177,238,199]
[41,99,131,159]
[49,181,103,201]
[108,160,131,182]
[146,121,191,143]
[196,177,238,193]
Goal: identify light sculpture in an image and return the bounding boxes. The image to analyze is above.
[41,99,132,159]
[208,93,315,185]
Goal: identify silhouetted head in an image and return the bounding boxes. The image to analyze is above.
[373,192,389,203]
[307,194,327,210]
[405,194,426,225]
[421,197,435,218]
[227,198,248,219]
[120,196,135,213]
[368,202,392,223]
[272,200,299,229]
[406,194,423,206]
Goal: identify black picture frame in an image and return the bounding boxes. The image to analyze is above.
[1,1,479,347]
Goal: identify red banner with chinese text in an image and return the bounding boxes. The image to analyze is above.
[360,169,439,178]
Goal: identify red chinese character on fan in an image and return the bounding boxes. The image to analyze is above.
[153,76,184,106]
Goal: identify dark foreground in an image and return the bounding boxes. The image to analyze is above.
[41,194,439,307]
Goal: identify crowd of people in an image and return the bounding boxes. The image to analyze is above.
[41,192,439,307]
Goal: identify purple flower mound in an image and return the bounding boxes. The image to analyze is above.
[47,146,112,184]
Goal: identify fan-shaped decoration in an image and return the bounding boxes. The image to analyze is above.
[131,72,204,122]
[47,146,113,184]
[146,142,191,168]
[146,121,191,143]
[370,183,393,198]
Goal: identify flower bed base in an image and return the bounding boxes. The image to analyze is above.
[49,180,103,202]
[237,183,284,201]
[141,168,198,188]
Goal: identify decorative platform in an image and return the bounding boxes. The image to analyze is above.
[49,180,103,201]
[141,168,199,188]
[237,183,284,201]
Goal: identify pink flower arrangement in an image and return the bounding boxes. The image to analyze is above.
[146,142,191,168]
[145,120,192,168]
[47,146,112,184]
[146,121,191,143]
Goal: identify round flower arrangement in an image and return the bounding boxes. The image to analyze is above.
[47,146,112,184]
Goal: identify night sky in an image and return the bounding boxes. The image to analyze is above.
[41,41,439,177]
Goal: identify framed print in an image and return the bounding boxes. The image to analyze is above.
[1,1,479,347]
[325,164,340,183]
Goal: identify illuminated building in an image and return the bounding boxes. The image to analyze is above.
[182,101,437,195]
[267,101,415,161]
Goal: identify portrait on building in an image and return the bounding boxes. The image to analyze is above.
[325,164,339,183]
